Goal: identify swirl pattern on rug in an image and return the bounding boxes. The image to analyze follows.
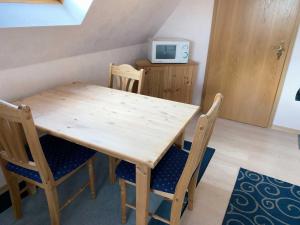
[222,168,300,225]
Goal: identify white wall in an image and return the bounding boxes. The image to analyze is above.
[273,26,300,131]
[0,44,147,101]
[155,0,215,105]
[0,43,147,187]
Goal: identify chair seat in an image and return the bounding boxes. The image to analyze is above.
[6,135,96,183]
[116,145,188,194]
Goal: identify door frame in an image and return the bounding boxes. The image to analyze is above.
[201,0,300,128]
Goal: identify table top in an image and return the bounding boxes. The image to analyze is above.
[17,83,199,168]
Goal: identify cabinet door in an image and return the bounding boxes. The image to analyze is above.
[167,66,196,103]
[142,66,168,98]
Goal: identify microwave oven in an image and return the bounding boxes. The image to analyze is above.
[148,38,190,64]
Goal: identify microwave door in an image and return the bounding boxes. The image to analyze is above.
[156,45,177,61]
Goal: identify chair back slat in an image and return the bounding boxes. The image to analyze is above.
[0,101,24,123]
[0,100,54,183]
[0,121,14,159]
[127,79,136,93]
[109,64,145,94]
[0,119,28,162]
[171,94,223,218]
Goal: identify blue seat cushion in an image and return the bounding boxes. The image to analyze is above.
[6,135,96,183]
[116,145,188,194]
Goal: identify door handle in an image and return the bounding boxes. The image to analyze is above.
[273,41,285,60]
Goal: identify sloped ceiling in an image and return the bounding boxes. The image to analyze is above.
[0,0,181,70]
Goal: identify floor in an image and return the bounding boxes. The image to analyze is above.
[182,118,300,225]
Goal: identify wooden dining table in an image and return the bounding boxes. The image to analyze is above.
[17,82,200,225]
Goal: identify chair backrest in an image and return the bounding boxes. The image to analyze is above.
[171,93,223,220]
[0,100,53,184]
[108,64,145,94]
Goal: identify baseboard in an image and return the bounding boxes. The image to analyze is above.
[271,125,300,134]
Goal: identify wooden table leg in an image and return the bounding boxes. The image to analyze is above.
[174,131,184,148]
[136,164,151,225]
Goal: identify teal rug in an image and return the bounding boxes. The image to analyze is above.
[222,168,300,225]
[0,141,215,225]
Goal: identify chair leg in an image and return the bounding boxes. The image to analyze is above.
[174,132,184,149]
[88,158,96,199]
[44,185,60,225]
[170,197,184,225]
[6,173,22,219]
[188,170,199,211]
[109,156,117,184]
[119,179,127,224]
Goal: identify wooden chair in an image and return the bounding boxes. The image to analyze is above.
[108,63,145,94]
[115,93,223,225]
[108,63,145,184]
[0,100,97,225]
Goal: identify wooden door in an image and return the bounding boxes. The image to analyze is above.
[202,0,300,127]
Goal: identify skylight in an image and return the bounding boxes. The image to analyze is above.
[0,0,61,3]
[0,0,93,28]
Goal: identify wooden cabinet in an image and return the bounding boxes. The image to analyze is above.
[136,59,198,104]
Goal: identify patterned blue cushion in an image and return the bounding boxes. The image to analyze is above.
[6,135,96,183]
[116,145,188,194]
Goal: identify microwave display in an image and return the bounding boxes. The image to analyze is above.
[156,45,176,59]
